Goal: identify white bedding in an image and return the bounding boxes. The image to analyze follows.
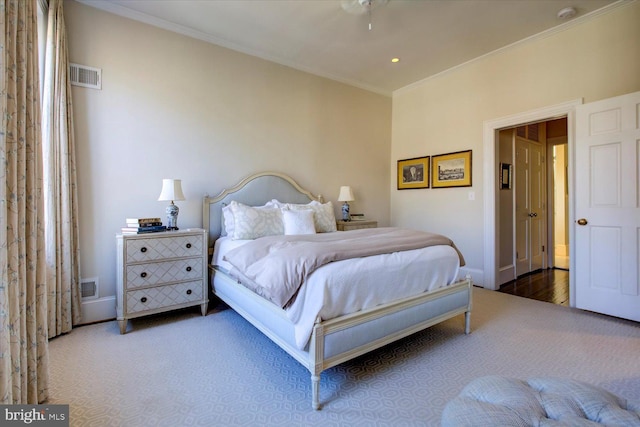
[212,235,461,349]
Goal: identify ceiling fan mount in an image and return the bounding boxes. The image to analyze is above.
[341,0,389,16]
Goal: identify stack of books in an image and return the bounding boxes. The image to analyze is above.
[121,217,166,234]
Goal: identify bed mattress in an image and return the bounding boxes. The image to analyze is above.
[212,235,461,349]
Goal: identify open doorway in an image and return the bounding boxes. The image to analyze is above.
[483,99,580,302]
[495,117,570,305]
[495,118,570,299]
[497,123,548,284]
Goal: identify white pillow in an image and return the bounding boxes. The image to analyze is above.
[267,199,285,208]
[221,200,280,236]
[287,200,337,233]
[229,202,284,240]
[282,209,316,235]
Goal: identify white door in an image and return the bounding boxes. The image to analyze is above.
[575,91,640,321]
[515,138,546,276]
[529,141,545,272]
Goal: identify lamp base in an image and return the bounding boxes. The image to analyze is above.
[341,202,351,221]
[166,202,180,230]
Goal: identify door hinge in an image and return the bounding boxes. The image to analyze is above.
[542,245,545,252]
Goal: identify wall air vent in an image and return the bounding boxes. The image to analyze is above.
[70,63,102,90]
[80,277,99,300]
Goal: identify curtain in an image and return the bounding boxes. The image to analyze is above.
[0,0,50,404]
[42,0,81,337]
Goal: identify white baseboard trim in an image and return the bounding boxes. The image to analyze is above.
[499,265,516,286]
[80,296,116,325]
[458,267,484,288]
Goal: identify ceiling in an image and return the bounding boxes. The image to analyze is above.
[80,0,620,96]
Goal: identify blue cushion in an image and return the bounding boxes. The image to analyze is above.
[442,376,640,426]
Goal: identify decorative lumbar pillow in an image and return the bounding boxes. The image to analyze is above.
[282,209,316,235]
[229,202,284,240]
[286,201,337,233]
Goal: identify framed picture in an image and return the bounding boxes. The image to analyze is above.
[397,156,430,190]
[500,162,512,189]
[431,150,472,188]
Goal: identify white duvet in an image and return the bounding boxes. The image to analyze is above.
[213,235,461,349]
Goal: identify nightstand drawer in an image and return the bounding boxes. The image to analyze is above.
[126,280,204,315]
[126,259,203,289]
[125,235,204,263]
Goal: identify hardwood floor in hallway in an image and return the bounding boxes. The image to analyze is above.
[498,268,570,306]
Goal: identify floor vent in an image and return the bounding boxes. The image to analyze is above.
[70,63,102,90]
[81,277,99,300]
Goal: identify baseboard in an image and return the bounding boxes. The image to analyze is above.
[499,265,516,286]
[80,296,116,325]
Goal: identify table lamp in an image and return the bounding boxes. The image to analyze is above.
[158,178,185,230]
[338,186,354,221]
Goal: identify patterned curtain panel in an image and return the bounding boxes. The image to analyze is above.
[0,0,50,404]
[42,0,81,337]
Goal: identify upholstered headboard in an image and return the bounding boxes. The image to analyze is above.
[202,171,322,246]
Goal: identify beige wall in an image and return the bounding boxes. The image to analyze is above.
[391,2,640,282]
[65,0,391,319]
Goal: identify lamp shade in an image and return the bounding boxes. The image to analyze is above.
[338,186,354,202]
[157,179,185,202]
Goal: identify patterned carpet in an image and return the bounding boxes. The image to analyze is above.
[47,288,640,426]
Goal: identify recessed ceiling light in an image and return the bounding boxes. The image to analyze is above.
[391,58,400,63]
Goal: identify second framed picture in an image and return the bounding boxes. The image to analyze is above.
[431,150,472,188]
[397,156,430,189]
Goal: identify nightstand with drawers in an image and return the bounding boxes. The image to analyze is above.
[336,220,378,231]
[116,228,208,334]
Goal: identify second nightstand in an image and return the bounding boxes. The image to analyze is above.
[336,220,377,231]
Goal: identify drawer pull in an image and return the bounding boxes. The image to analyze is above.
[140,272,147,278]
[186,266,192,272]
[141,247,147,253]
[186,243,192,249]
[140,297,148,303]
[186,289,192,295]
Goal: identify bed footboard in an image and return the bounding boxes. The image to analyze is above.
[308,276,472,410]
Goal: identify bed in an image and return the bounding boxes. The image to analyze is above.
[203,171,472,410]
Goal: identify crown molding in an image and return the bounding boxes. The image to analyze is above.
[75,0,392,97]
[393,0,634,96]
[75,0,633,98]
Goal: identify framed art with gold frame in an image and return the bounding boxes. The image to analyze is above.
[397,156,430,190]
[431,150,472,188]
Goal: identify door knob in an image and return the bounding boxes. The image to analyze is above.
[528,212,538,217]
[577,218,588,226]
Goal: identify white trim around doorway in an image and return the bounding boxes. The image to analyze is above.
[482,99,581,307]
